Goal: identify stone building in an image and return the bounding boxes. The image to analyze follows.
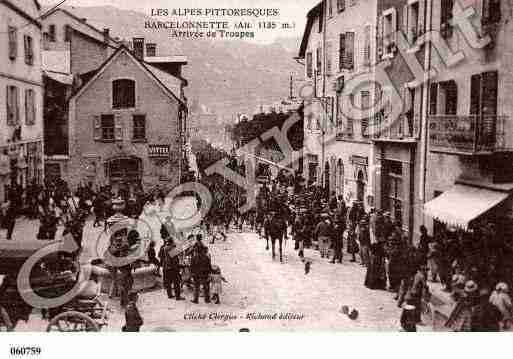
[0,0,44,203]
[67,46,187,192]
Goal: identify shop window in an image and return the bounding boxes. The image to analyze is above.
[8,26,17,60]
[132,115,146,141]
[112,79,135,109]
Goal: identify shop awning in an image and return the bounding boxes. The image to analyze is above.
[424,184,510,229]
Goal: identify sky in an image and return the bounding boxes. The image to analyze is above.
[42,0,320,43]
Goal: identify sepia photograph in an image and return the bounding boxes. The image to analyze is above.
[0,0,511,345]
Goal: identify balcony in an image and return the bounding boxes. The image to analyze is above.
[428,115,507,155]
[372,113,418,143]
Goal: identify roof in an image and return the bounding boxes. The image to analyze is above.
[71,46,184,107]
[298,2,323,59]
[144,55,188,64]
[41,8,119,47]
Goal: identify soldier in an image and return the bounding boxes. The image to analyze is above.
[160,238,184,300]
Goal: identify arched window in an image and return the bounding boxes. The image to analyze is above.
[112,79,135,109]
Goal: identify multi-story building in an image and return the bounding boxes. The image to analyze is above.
[40,9,120,181]
[371,0,428,236]
[298,0,377,210]
[67,45,187,192]
[423,0,513,238]
[0,0,44,203]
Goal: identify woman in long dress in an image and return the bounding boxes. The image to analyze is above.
[364,242,387,290]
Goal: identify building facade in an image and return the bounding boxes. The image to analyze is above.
[40,9,120,182]
[299,0,377,211]
[0,0,44,203]
[67,47,187,192]
[423,0,513,237]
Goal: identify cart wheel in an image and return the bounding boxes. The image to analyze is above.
[46,311,100,332]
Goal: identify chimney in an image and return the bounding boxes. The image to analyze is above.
[103,28,110,44]
[132,37,145,60]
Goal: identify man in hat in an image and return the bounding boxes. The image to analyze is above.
[191,245,212,303]
[315,213,333,259]
[357,217,371,267]
[161,238,184,300]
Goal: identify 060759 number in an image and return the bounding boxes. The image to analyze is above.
[10,347,41,356]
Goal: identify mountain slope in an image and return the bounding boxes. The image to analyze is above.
[56,5,303,124]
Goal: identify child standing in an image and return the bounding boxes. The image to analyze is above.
[210,265,228,304]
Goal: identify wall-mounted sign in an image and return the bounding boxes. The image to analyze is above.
[350,155,368,166]
[149,145,170,157]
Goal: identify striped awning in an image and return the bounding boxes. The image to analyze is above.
[424,184,509,229]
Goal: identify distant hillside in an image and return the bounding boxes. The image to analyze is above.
[54,5,303,128]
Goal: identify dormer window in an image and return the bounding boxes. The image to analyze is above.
[112,79,135,109]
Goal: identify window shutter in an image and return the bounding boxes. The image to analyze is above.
[481,71,498,115]
[339,33,346,70]
[418,0,425,37]
[25,89,29,125]
[377,16,384,58]
[403,5,409,35]
[14,86,19,124]
[93,115,101,140]
[346,32,355,70]
[326,42,332,75]
[115,114,123,140]
[470,74,482,115]
[363,25,371,65]
[8,27,17,60]
[391,8,398,43]
[429,83,438,115]
[6,86,12,126]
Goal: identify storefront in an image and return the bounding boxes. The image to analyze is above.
[373,142,416,234]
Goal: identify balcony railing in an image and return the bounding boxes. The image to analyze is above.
[372,113,418,141]
[428,115,507,154]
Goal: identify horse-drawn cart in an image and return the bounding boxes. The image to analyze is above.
[0,240,109,332]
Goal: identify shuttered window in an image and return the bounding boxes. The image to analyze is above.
[316,47,322,74]
[361,91,370,137]
[339,33,345,71]
[133,115,146,140]
[100,114,115,140]
[25,89,36,125]
[469,71,498,115]
[8,26,17,60]
[443,81,458,115]
[48,25,56,42]
[115,114,123,140]
[342,32,355,70]
[64,25,72,42]
[24,35,33,65]
[326,42,332,75]
[6,86,19,126]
